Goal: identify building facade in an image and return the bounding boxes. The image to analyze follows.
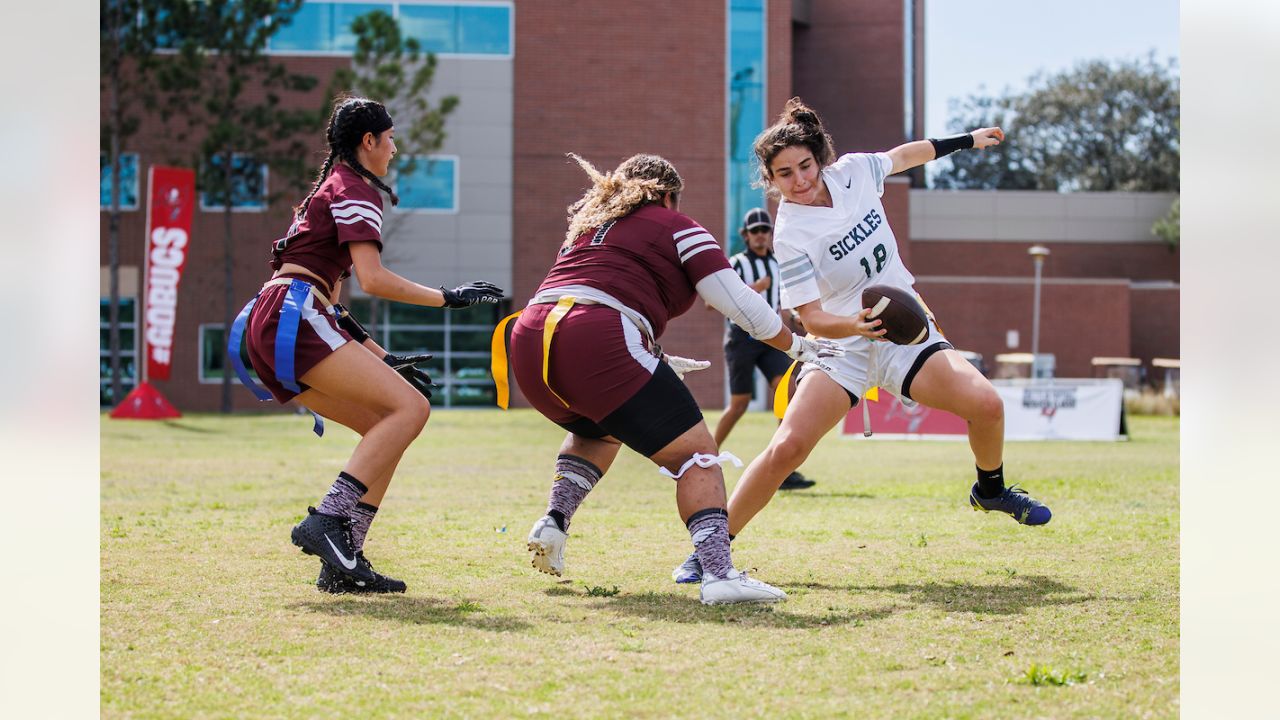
[100,0,1177,413]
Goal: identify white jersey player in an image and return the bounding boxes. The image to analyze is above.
[773,149,935,403]
[671,97,1054,585]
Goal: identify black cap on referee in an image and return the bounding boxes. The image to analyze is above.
[742,207,772,231]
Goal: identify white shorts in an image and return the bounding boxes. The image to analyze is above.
[795,316,952,406]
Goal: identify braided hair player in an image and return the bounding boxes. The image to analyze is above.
[672,98,1053,583]
[231,96,503,593]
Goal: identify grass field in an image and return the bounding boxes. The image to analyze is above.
[101,410,1178,719]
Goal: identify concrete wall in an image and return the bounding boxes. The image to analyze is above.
[361,57,514,295]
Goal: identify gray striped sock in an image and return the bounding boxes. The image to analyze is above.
[350,502,378,551]
[546,454,602,531]
[316,471,367,518]
[686,508,733,579]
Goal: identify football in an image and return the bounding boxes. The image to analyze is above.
[861,285,930,345]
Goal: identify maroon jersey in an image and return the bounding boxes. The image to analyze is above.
[537,204,730,339]
[271,164,384,292]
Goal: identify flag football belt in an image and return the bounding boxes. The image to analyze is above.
[228,277,334,436]
[771,292,940,424]
[490,287,658,410]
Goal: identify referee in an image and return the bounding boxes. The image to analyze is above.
[714,207,815,490]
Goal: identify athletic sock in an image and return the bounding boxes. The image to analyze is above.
[349,502,378,552]
[316,471,368,518]
[546,454,602,532]
[976,464,1005,499]
[686,508,734,579]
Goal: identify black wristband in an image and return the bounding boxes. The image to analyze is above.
[928,133,975,159]
[332,303,371,344]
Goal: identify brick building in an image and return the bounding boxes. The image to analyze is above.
[100,0,1178,412]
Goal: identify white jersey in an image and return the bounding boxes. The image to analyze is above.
[774,152,916,316]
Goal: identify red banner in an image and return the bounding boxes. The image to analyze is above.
[142,166,195,382]
[842,392,969,438]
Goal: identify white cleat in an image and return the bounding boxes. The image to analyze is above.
[699,568,787,605]
[526,515,567,577]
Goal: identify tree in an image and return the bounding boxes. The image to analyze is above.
[101,0,164,405]
[327,10,459,335]
[932,55,1179,192]
[154,0,322,412]
[1152,196,1179,250]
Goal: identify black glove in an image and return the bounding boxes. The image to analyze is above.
[331,303,370,344]
[383,352,438,400]
[441,281,504,309]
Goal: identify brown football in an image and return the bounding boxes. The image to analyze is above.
[861,285,930,345]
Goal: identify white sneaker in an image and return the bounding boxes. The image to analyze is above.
[526,515,567,577]
[671,551,702,584]
[699,568,787,605]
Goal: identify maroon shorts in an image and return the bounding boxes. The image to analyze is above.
[244,275,351,403]
[511,303,662,425]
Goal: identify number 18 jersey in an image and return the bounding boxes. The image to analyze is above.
[774,152,916,316]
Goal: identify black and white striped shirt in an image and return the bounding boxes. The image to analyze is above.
[727,249,780,337]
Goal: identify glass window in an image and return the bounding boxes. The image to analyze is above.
[334,297,504,407]
[100,152,140,210]
[395,155,458,212]
[271,2,510,56]
[399,3,456,54]
[200,153,268,211]
[726,0,766,256]
[455,4,511,55]
[201,324,258,383]
[271,2,394,52]
[100,297,138,406]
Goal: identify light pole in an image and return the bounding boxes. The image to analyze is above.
[1028,245,1050,378]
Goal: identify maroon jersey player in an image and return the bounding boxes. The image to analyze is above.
[232,96,504,595]
[510,153,842,605]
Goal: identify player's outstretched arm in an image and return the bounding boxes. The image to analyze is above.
[885,126,1005,175]
[349,241,504,308]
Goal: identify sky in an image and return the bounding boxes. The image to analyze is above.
[924,0,1180,138]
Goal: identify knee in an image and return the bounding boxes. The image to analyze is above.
[727,396,750,413]
[402,393,431,434]
[766,434,809,470]
[970,389,1004,425]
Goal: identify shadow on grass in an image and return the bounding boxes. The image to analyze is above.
[161,421,221,434]
[574,589,897,629]
[779,491,876,500]
[790,574,1092,615]
[292,596,532,632]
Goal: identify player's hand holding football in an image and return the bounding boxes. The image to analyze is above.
[441,281,504,308]
[383,352,439,399]
[970,126,1004,149]
[663,353,712,381]
[852,307,888,340]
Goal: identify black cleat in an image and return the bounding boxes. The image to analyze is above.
[779,471,816,490]
[316,553,407,594]
[291,507,376,584]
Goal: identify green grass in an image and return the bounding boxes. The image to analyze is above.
[102,410,1178,718]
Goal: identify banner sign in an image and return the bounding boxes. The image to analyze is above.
[840,379,1126,441]
[993,379,1125,441]
[841,393,968,439]
[142,166,195,382]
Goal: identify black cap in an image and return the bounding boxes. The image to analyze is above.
[743,207,772,230]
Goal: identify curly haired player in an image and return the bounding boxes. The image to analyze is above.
[501,152,843,605]
[230,96,503,594]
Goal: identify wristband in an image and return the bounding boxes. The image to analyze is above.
[927,133,975,159]
[332,302,371,344]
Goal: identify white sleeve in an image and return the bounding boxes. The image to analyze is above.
[695,268,784,341]
[775,238,820,310]
[832,152,892,197]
